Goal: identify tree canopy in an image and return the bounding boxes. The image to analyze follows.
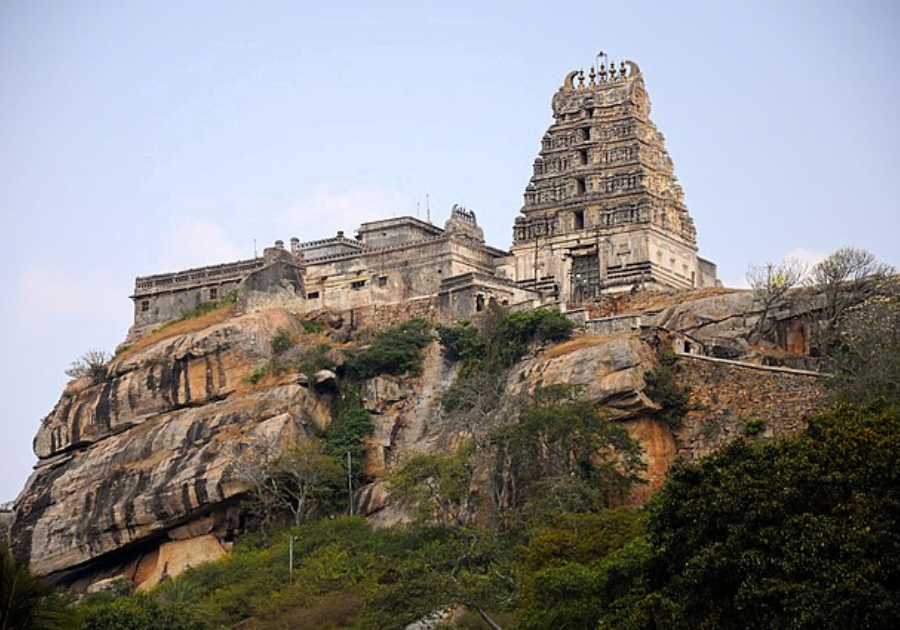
[600,401,900,630]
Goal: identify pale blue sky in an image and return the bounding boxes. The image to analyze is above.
[1,0,898,501]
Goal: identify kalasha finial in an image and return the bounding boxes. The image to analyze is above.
[620,61,627,77]
[609,62,618,79]
[589,66,596,85]
[578,70,585,87]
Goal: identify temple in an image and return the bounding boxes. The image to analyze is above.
[510,59,717,300]
[129,57,716,337]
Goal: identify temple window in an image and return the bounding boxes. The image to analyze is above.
[573,210,585,230]
[575,178,586,196]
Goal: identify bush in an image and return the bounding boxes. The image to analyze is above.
[64,349,111,383]
[245,358,289,385]
[301,319,327,334]
[742,417,766,436]
[346,318,432,379]
[643,348,689,428]
[323,406,373,487]
[436,321,485,363]
[78,596,208,630]
[488,308,574,366]
[270,328,294,355]
[297,342,335,376]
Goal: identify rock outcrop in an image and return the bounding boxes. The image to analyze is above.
[12,309,332,584]
[10,288,828,588]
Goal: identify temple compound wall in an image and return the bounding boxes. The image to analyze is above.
[129,57,717,335]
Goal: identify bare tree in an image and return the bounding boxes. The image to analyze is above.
[229,434,285,536]
[228,434,341,531]
[746,259,807,343]
[826,286,900,404]
[809,246,894,341]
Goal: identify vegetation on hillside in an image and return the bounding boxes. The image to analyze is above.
[597,401,900,629]
[64,349,111,384]
[55,290,900,628]
[642,347,689,428]
[115,291,240,361]
[344,317,433,380]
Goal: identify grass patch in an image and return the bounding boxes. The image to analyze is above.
[301,319,327,334]
[543,335,609,360]
[118,304,237,361]
[743,417,766,436]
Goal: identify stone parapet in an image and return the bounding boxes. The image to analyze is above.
[133,259,264,296]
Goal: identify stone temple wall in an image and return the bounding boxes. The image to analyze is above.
[347,296,442,332]
[673,354,826,461]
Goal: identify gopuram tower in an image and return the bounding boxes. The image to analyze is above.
[511,58,717,302]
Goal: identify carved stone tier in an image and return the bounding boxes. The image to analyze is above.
[511,57,716,300]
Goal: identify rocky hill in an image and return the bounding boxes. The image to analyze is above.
[9,288,827,590]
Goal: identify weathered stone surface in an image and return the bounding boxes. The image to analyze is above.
[313,369,338,392]
[35,309,302,459]
[673,355,824,460]
[507,335,658,418]
[623,417,678,505]
[11,287,828,586]
[13,308,333,580]
[135,534,226,591]
[86,575,132,596]
[15,385,326,577]
[651,291,760,356]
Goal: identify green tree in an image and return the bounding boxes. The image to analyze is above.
[389,442,478,527]
[323,405,373,491]
[601,402,900,630]
[490,384,644,530]
[436,320,485,364]
[273,441,344,526]
[518,510,645,630]
[79,595,208,630]
[0,542,77,630]
[522,509,643,572]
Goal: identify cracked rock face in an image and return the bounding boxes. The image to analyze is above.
[650,292,760,357]
[35,309,302,459]
[11,290,823,585]
[356,332,666,524]
[12,309,332,581]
